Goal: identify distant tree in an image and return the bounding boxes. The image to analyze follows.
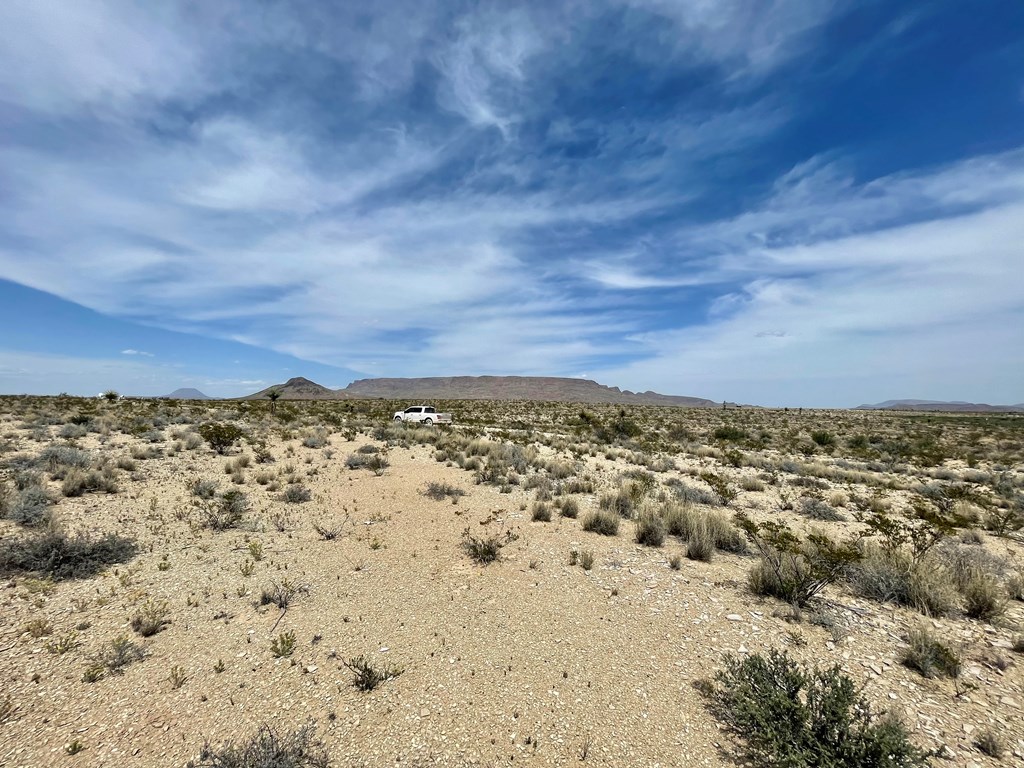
[267,389,281,416]
[103,390,120,403]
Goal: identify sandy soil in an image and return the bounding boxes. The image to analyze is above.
[1,425,1022,767]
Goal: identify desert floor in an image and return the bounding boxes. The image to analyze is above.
[1,398,1022,767]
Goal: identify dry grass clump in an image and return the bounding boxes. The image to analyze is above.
[531,502,553,522]
[634,508,666,547]
[281,483,312,504]
[557,497,580,518]
[797,496,845,522]
[61,466,119,497]
[848,544,960,617]
[582,508,620,536]
[461,526,519,564]
[130,599,171,637]
[901,626,961,679]
[345,452,389,475]
[662,502,746,554]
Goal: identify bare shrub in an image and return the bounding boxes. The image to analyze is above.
[188,722,329,768]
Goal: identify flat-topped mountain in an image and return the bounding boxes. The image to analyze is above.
[242,375,717,407]
[855,399,1024,413]
[161,388,212,400]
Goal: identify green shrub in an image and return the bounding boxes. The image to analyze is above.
[901,626,961,679]
[582,509,619,536]
[709,649,927,768]
[713,426,747,441]
[634,509,665,547]
[188,722,329,768]
[198,422,245,454]
[270,630,296,658]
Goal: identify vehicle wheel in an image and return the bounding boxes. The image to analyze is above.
[423,418,433,426]
[394,416,402,422]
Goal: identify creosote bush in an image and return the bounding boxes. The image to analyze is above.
[709,649,928,768]
[740,515,860,608]
[188,722,329,768]
[198,422,245,454]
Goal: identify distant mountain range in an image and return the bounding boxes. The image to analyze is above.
[855,399,1024,413]
[161,388,213,400]
[241,376,718,407]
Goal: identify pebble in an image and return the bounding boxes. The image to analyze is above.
[726,614,743,622]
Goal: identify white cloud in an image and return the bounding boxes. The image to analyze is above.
[120,349,154,357]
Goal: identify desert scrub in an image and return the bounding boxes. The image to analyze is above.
[797,496,845,522]
[709,649,928,768]
[461,526,519,564]
[188,722,329,768]
[531,502,553,522]
[848,543,959,617]
[130,600,170,637]
[281,483,312,504]
[662,502,746,554]
[582,508,620,536]
[84,635,145,681]
[669,480,723,507]
[60,467,118,497]
[345,452,389,475]
[259,579,304,609]
[740,516,860,608]
[197,422,245,454]
[190,478,219,499]
[0,527,137,580]
[901,626,961,679]
[557,498,580,518]
[634,508,666,547]
[5,486,53,526]
[423,481,466,501]
[195,490,249,530]
[342,655,403,691]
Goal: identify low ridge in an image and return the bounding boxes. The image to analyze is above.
[855,399,1024,413]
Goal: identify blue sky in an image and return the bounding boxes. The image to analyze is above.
[1,1,1022,406]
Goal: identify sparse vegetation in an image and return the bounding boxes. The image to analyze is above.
[188,722,329,768]
[342,655,403,691]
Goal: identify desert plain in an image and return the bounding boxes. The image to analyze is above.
[0,395,1022,767]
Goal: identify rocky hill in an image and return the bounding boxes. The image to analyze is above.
[161,388,212,400]
[244,377,341,400]
[242,375,717,407]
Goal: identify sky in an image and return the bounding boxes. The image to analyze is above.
[1,1,1022,407]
